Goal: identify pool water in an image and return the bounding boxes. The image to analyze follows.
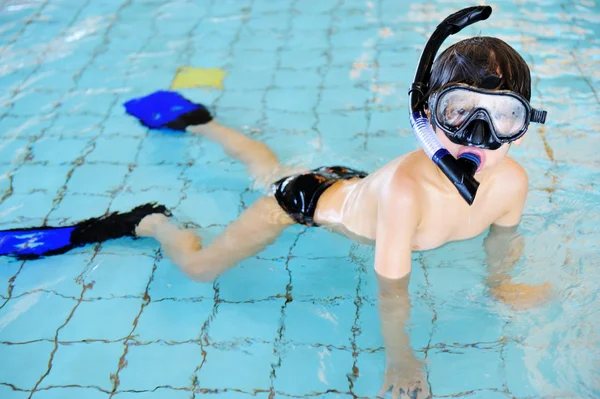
[1,0,599,398]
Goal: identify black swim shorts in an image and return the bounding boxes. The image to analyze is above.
[271,166,368,226]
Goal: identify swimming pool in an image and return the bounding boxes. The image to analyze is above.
[1,0,599,397]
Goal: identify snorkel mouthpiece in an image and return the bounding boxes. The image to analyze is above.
[409,5,492,205]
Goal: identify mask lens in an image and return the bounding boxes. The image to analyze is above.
[436,90,476,129]
[435,87,528,138]
[487,95,527,137]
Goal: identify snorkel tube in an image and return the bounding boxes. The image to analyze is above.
[409,6,492,205]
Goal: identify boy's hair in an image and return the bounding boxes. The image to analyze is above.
[426,36,532,101]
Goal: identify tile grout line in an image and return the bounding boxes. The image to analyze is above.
[268,226,304,398]
[27,280,95,398]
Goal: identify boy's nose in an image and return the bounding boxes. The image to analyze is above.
[466,120,488,145]
[464,120,501,149]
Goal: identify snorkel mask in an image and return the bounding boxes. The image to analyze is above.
[429,83,547,150]
[409,6,547,205]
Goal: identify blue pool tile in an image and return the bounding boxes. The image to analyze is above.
[185,51,231,71]
[0,386,29,399]
[0,292,76,342]
[77,68,124,91]
[217,258,288,302]
[177,190,241,226]
[294,1,337,14]
[183,162,248,192]
[503,342,539,398]
[0,257,22,297]
[0,138,29,164]
[58,298,143,341]
[112,389,189,399]
[135,299,212,342]
[30,137,88,164]
[50,194,112,222]
[281,48,328,70]
[320,87,369,112]
[352,351,387,398]
[136,134,194,165]
[237,30,284,51]
[219,89,265,110]
[11,254,91,298]
[287,30,331,50]
[93,237,159,260]
[10,90,59,117]
[0,341,55,390]
[0,172,9,197]
[0,192,56,221]
[127,164,186,192]
[265,88,319,113]
[208,300,283,343]
[245,13,290,32]
[59,91,117,115]
[354,301,383,349]
[148,256,215,300]
[432,304,504,347]
[428,347,503,396]
[109,189,182,217]
[262,109,316,134]
[255,133,320,166]
[82,254,156,299]
[294,14,331,30]
[86,137,142,164]
[284,299,355,347]
[117,342,202,390]
[31,387,109,399]
[197,392,270,399]
[31,68,77,91]
[425,263,487,306]
[223,68,273,91]
[289,257,359,300]
[234,49,279,70]
[368,110,404,134]
[40,342,124,391]
[316,110,368,139]
[67,164,128,195]
[49,114,105,139]
[274,346,353,396]
[197,343,274,391]
[292,229,355,258]
[102,114,147,137]
[11,165,70,194]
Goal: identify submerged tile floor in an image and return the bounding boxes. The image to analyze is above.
[1,0,599,398]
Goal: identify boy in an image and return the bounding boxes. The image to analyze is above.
[136,35,550,304]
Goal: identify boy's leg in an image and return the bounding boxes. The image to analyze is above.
[136,196,294,282]
[188,122,303,188]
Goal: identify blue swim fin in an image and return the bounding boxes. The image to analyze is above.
[0,203,169,260]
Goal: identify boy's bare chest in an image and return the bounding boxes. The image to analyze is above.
[412,193,502,251]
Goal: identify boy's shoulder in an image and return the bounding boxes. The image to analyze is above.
[493,157,529,191]
[486,157,529,218]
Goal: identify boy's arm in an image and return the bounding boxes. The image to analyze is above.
[374,177,421,279]
[374,178,427,396]
[485,167,550,308]
[485,166,528,286]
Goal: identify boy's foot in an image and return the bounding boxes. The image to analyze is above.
[136,213,202,253]
[135,213,169,237]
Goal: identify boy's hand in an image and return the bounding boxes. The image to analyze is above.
[490,281,553,310]
[379,353,430,399]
